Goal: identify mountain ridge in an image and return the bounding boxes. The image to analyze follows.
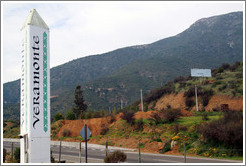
[3,11,243,120]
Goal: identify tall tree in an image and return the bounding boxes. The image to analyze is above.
[73,85,87,119]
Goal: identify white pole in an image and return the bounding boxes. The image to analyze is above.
[140,89,144,112]
[121,99,123,109]
[195,85,199,111]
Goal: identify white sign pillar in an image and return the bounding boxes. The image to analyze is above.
[20,9,50,163]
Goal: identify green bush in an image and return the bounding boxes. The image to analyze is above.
[199,111,243,155]
[121,111,135,125]
[85,111,92,119]
[104,150,127,163]
[149,108,181,124]
[55,113,64,121]
[66,110,76,120]
[163,144,171,153]
[14,147,20,163]
[200,89,214,107]
[163,108,182,123]
[134,119,144,131]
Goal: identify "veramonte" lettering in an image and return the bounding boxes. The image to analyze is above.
[32,35,40,129]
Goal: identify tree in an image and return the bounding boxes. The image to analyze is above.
[73,85,87,119]
[66,109,76,120]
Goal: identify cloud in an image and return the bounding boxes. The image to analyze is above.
[1,1,244,83]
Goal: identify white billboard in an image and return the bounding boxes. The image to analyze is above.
[20,9,50,163]
[191,68,211,77]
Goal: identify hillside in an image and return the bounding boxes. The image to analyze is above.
[3,11,243,121]
[143,61,243,112]
[3,61,243,159]
[52,61,243,157]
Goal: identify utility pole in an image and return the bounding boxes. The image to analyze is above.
[121,99,123,109]
[140,89,143,112]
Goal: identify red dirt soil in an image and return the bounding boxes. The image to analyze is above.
[55,93,242,154]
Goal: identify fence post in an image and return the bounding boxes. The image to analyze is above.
[11,142,14,161]
[59,140,62,162]
[105,140,108,157]
[79,142,81,163]
[184,141,186,163]
[138,142,141,163]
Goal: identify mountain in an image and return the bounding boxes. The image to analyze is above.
[3,11,243,121]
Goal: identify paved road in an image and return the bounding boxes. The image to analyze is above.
[3,139,242,163]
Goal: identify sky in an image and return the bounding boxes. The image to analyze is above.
[1,1,244,83]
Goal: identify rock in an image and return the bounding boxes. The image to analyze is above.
[171,140,177,149]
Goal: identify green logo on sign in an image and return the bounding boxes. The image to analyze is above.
[43,32,48,132]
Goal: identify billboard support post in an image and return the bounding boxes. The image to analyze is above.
[191,69,212,112]
[195,85,199,112]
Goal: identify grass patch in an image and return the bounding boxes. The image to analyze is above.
[177,115,220,126]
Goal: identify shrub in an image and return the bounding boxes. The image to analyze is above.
[221,63,230,70]
[143,83,175,103]
[14,147,20,163]
[200,89,214,107]
[171,124,180,134]
[162,108,182,123]
[134,119,144,131]
[85,111,92,119]
[100,124,109,135]
[109,115,116,123]
[229,61,241,71]
[62,129,71,137]
[3,122,7,128]
[3,148,7,163]
[185,98,195,108]
[184,87,195,98]
[55,113,64,121]
[200,111,243,153]
[104,150,127,163]
[66,110,76,120]
[121,111,135,125]
[217,67,224,73]
[163,144,171,153]
[51,150,55,163]
[149,111,164,125]
[202,112,209,121]
[174,76,186,83]
[150,108,181,124]
[235,72,243,78]
[218,84,227,91]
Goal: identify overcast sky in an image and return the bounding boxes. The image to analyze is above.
[1,1,244,83]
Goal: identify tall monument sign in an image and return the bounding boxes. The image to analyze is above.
[20,9,50,163]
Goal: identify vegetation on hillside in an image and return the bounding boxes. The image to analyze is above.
[142,61,243,110]
[3,12,243,121]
